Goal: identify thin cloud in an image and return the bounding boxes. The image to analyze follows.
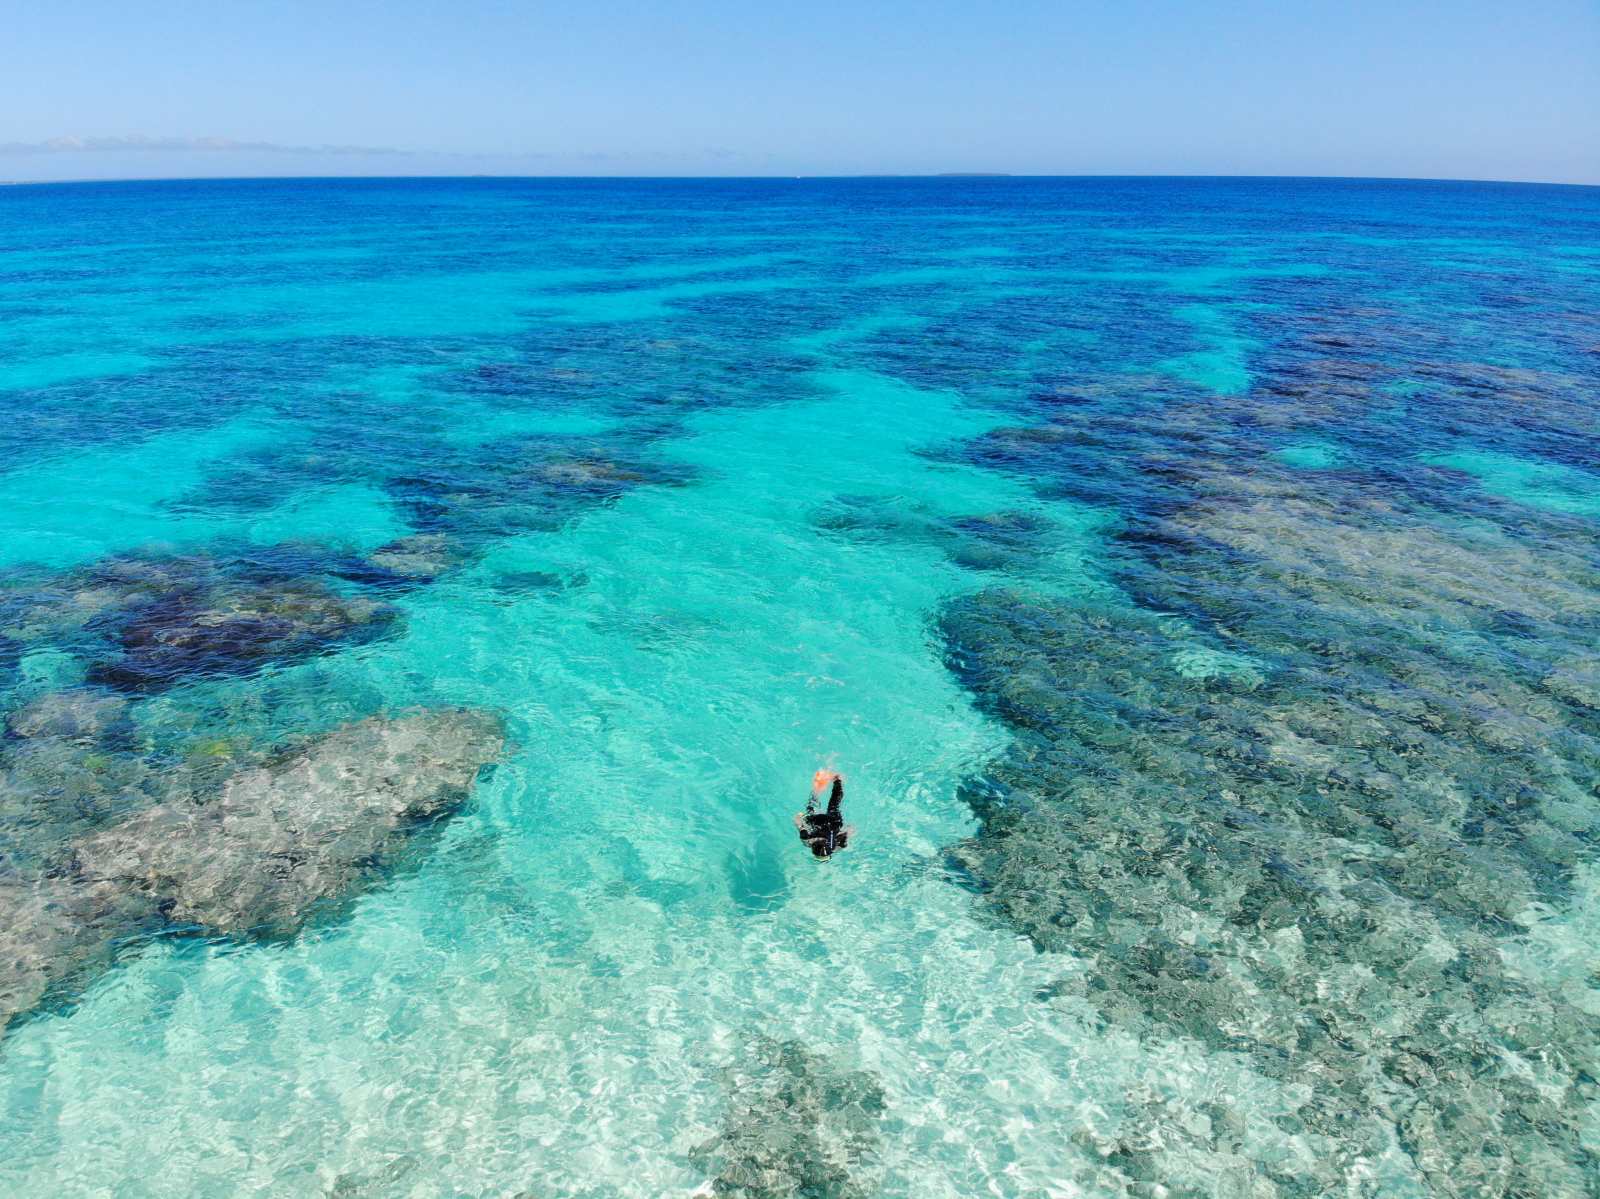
[0,136,766,165]
[0,137,777,182]
[0,135,412,156]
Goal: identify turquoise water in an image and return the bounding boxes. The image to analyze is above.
[0,178,1598,1196]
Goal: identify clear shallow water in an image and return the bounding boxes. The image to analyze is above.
[0,177,1596,1197]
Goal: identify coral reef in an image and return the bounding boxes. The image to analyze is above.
[938,341,1600,1193]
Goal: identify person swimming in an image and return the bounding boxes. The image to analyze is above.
[795,769,852,859]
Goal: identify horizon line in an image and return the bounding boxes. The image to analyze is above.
[4,171,1598,190]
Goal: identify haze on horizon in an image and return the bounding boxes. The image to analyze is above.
[4,0,1597,186]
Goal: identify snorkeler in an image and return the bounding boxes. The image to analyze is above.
[795,769,853,859]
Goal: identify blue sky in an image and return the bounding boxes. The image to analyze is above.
[4,0,1596,183]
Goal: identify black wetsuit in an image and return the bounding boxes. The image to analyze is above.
[799,777,848,859]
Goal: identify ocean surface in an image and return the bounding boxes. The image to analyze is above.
[0,176,1597,1197]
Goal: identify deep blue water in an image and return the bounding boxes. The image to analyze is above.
[0,177,1597,1197]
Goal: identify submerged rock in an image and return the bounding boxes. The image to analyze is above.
[0,875,125,1042]
[0,708,504,1036]
[72,708,505,936]
[691,1037,886,1199]
[492,569,587,596]
[529,453,657,490]
[326,1154,421,1197]
[0,687,145,875]
[0,729,171,877]
[363,533,475,583]
[5,688,130,742]
[1542,652,1600,713]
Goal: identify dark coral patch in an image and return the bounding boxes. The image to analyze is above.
[85,570,399,693]
[814,494,1059,575]
[387,435,696,544]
